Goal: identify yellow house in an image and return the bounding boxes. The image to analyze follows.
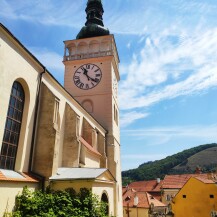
[161,173,209,205]
[0,0,123,216]
[172,176,217,217]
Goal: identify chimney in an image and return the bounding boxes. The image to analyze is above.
[195,166,202,174]
[157,178,161,183]
[134,195,139,206]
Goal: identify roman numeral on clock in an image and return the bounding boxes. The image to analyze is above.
[95,69,100,73]
[75,79,81,85]
[74,64,102,90]
[79,83,84,89]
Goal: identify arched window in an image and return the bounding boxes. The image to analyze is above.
[0,81,25,170]
[101,192,109,215]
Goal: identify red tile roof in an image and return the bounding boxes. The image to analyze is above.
[194,176,216,184]
[123,187,166,208]
[162,173,209,189]
[0,171,39,183]
[128,180,162,192]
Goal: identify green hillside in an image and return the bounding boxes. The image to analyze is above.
[122,143,217,186]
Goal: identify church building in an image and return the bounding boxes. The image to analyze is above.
[0,0,123,216]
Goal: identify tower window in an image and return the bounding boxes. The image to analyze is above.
[114,105,118,126]
[210,195,214,198]
[53,98,60,123]
[0,81,25,170]
[182,195,187,198]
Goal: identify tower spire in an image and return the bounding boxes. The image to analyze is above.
[76,0,110,39]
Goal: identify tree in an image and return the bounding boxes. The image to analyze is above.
[6,186,112,217]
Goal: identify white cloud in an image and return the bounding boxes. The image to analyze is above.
[30,47,64,84]
[119,28,217,111]
[30,47,63,71]
[122,124,217,141]
[120,111,149,127]
[0,0,84,28]
[1,0,216,35]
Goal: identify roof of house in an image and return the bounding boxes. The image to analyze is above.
[162,173,209,189]
[128,179,162,192]
[0,169,39,183]
[194,176,216,184]
[49,168,114,181]
[123,187,166,209]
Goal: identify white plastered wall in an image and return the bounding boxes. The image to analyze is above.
[0,28,42,172]
[0,182,38,216]
[92,182,115,216]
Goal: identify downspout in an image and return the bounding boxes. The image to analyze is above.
[28,67,46,191]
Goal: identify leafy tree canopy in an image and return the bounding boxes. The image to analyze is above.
[4,187,113,217]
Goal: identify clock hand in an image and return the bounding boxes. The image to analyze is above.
[83,68,90,80]
[82,68,97,82]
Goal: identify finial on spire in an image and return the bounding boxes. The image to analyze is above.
[76,0,110,39]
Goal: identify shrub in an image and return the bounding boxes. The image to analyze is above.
[7,186,112,217]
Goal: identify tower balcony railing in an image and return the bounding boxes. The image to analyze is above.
[63,49,119,69]
[64,50,112,61]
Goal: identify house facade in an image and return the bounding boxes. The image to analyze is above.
[172,176,217,217]
[161,173,208,205]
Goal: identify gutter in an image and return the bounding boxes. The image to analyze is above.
[28,67,46,191]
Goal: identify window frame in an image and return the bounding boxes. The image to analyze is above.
[0,81,25,170]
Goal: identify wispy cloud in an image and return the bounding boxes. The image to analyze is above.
[30,47,64,84]
[119,28,217,112]
[1,0,216,35]
[123,124,217,142]
[0,0,84,28]
[30,47,63,70]
[120,111,149,127]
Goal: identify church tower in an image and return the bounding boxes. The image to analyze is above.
[63,0,123,216]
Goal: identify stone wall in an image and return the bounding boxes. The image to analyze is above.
[32,83,56,179]
[62,103,80,167]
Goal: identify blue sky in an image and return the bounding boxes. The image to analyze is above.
[1,0,217,171]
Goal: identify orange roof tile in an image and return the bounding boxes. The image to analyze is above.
[194,176,215,184]
[128,180,162,192]
[123,188,166,209]
[162,173,209,189]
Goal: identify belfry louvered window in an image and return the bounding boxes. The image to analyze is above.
[0,81,25,170]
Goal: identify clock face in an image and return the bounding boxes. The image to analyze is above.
[73,64,102,90]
